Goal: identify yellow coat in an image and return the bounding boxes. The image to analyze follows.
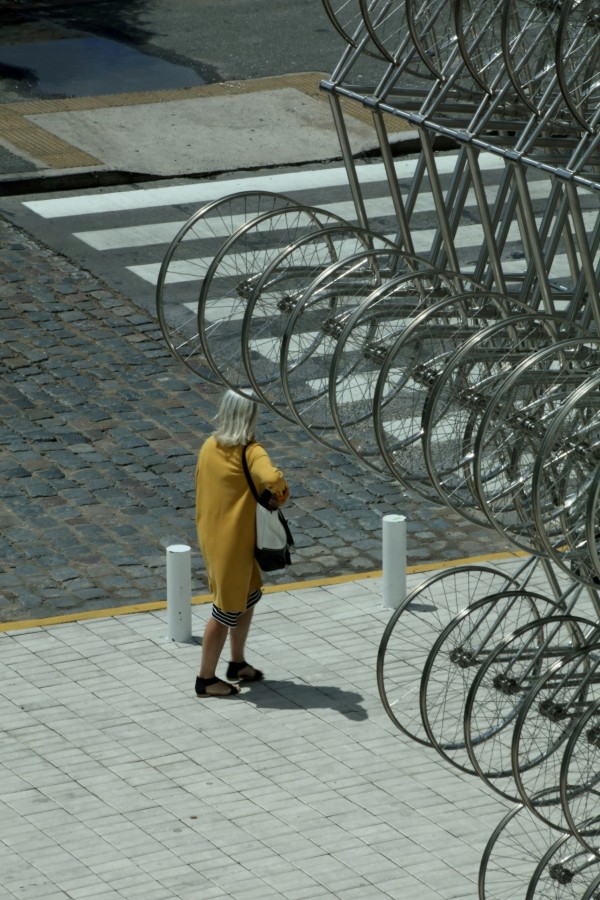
[195,436,289,613]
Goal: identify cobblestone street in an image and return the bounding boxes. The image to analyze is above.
[0,217,506,622]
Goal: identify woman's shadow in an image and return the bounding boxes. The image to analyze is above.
[243,679,367,720]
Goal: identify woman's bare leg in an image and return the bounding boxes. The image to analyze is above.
[198,617,230,695]
[229,605,255,663]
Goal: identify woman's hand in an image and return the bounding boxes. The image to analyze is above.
[258,485,288,510]
[258,489,281,511]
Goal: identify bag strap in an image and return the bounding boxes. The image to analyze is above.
[241,445,259,501]
[243,445,283,515]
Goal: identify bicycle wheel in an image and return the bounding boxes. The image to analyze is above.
[280,254,436,451]
[473,337,599,552]
[511,640,600,832]
[240,226,391,421]
[560,698,600,855]
[406,0,463,81]
[502,0,566,120]
[556,0,600,132]
[464,608,592,804]
[423,313,587,525]
[583,872,600,900]
[359,0,416,65]
[479,796,565,900]
[420,590,563,775]
[525,824,600,899]
[326,262,448,470]
[586,467,600,584]
[456,0,511,94]
[373,288,516,504]
[324,0,392,58]
[422,311,576,527]
[532,373,600,589]
[156,191,296,380]
[197,204,347,391]
[377,562,521,745]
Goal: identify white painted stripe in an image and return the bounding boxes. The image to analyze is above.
[328,372,384,402]
[202,296,272,323]
[71,178,568,251]
[127,232,401,284]
[250,332,321,357]
[75,219,209,250]
[74,220,187,250]
[73,198,395,249]
[23,153,506,218]
[181,297,277,319]
[126,219,579,286]
[383,415,423,437]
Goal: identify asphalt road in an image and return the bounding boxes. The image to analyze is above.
[0,0,383,101]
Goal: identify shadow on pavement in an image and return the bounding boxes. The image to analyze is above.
[245,679,367,719]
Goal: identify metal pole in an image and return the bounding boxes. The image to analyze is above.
[371,109,416,255]
[327,91,372,235]
[382,514,406,610]
[166,544,192,642]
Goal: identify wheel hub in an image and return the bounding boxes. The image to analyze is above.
[492,673,522,695]
[449,646,479,668]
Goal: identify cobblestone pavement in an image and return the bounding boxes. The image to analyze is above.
[0,217,508,622]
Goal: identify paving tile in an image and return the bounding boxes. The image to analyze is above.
[282,886,340,900]
[336,887,394,899]
[0,557,553,899]
[60,884,117,899]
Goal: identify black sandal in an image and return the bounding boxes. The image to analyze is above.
[226,660,264,682]
[195,676,240,697]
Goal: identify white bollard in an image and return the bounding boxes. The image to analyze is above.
[166,544,192,642]
[382,514,407,610]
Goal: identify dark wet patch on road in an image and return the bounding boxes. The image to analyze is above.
[0,35,213,99]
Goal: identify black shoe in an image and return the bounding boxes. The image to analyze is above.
[225,661,264,682]
[195,676,240,697]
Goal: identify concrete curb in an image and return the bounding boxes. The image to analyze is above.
[0,551,526,632]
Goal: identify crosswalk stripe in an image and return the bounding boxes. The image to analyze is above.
[72,197,396,250]
[15,156,588,464]
[128,234,399,284]
[71,179,556,252]
[203,296,270,322]
[18,154,584,326]
[23,153,508,219]
[127,223,577,285]
[250,332,321,356]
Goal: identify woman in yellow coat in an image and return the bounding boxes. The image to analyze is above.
[195,390,289,697]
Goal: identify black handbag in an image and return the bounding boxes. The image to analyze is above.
[242,446,293,571]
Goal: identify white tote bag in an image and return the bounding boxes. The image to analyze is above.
[242,446,293,571]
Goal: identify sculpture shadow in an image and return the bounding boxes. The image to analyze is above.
[244,679,368,720]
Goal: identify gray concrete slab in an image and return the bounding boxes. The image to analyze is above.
[0,73,412,191]
[1,561,531,900]
[25,89,380,176]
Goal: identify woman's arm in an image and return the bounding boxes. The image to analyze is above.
[246,443,289,505]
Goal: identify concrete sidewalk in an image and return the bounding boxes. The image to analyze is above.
[0,554,548,900]
[0,73,415,193]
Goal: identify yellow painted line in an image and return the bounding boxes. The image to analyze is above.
[0,601,169,632]
[265,549,527,592]
[0,550,527,633]
[406,549,528,574]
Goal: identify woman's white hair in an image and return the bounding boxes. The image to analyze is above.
[213,390,258,446]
